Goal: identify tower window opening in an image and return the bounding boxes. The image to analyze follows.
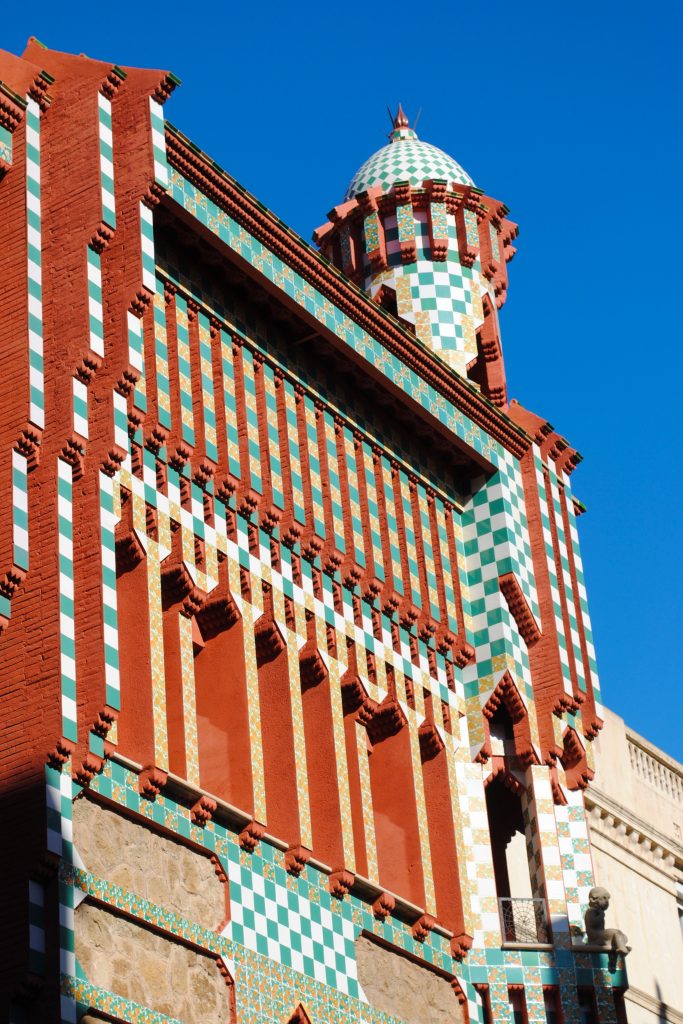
[376,285,398,318]
[489,702,515,757]
[485,776,550,944]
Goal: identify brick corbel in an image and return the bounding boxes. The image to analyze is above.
[450,932,473,962]
[411,913,436,943]
[299,637,328,691]
[27,69,53,112]
[191,794,218,826]
[0,81,26,132]
[366,694,407,744]
[254,584,286,664]
[328,868,354,899]
[372,891,395,920]
[138,765,167,799]
[238,819,265,852]
[160,546,207,619]
[499,572,541,647]
[340,642,378,724]
[195,575,240,640]
[284,844,312,876]
[47,738,76,770]
[418,717,445,762]
[560,726,594,791]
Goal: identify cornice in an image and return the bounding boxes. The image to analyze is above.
[0,80,26,131]
[585,786,683,868]
[625,986,683,1024]
[164,125,532,461]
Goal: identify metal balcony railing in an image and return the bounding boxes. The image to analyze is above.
[498,897,551,945]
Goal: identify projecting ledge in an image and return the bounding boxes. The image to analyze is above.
[501,943,554,952]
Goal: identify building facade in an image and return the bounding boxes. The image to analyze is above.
[586,709,683,1024]
[0,40,628,1024]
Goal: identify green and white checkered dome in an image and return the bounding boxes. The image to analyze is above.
[344,116,474,201]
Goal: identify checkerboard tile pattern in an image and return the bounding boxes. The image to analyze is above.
[366,211,487,375]
[223,843,361,997]
[345,131,474,199]
[461,456,541,758]
[554,790,595,943]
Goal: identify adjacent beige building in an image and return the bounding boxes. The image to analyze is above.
[586,709,683,1024]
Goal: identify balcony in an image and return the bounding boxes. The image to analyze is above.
[498,897,551,946]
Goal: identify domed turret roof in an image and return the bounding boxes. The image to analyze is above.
[344,105,474,201]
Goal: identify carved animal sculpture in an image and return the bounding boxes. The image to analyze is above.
[584,887,631,955]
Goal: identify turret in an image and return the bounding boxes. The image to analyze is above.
[314,107,518,407]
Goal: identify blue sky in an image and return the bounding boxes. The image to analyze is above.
[5,1,681,757]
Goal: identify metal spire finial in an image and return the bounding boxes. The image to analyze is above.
[393,103,410,129]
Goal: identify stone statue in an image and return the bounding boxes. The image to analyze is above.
[584,887,631,955]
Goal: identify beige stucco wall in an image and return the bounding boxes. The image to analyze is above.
[591,709,683,843]
[355,934,464,1024]
[587,708,683,1024]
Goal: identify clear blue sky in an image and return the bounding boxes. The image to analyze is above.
[5,1,681,757]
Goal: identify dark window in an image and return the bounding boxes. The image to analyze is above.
[578,989,598,1024]
[509,988,528,1024]
[543,987,563,1024]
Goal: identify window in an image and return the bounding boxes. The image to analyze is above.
[508,987,528,1024]
[578,989,598,1024]
[543,987,563,1024]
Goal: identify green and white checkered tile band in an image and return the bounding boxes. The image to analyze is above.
[345,137,474,200]
[87,246,105,358]
[99,471,120,711]
[140,201,156,294]
[149,96,169,191]
[72,378,88,440]
[554,791,595,941]
[12,451,29,575]
[127,308,146,414]
[58,460,77,745]
[97,91,115,229]
[26,96,44,431]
